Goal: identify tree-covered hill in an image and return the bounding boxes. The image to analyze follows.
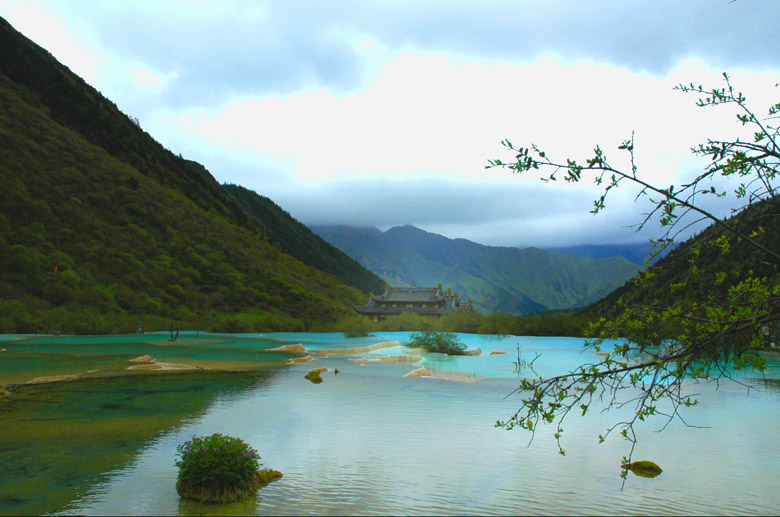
[586,201,780,321]
[223,184,384,294]
[311,224,642,315]
[0,16,366,334]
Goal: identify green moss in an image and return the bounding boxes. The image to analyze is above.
[622,460,663,478]
[304,369,323,384]
[255,468,283,487]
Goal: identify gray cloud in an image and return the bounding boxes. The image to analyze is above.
[69,0,779,110]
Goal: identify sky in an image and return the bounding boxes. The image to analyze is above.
[2,0,779,247]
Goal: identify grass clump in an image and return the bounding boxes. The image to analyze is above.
[406,331,467,355]
[175,433,279,503]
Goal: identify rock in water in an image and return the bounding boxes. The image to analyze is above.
[622,460,663,478]
[256,468,283,487]
[305,368,326,384]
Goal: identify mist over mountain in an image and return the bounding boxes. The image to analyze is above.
[311,224,642,315]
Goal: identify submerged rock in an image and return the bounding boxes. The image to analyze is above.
[129,355,154,363]
[622,460,663,478]
[489,351,506,355]
[462,347,482,356]
[268,343,307,353]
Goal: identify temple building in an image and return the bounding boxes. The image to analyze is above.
[354,285,473,321]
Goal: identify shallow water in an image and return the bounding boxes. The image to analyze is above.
[1,332,779,515]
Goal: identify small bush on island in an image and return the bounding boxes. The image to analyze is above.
[406,331,467,355]
[175,433,281,503]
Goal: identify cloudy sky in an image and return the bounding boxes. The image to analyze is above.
[3,0,779,247]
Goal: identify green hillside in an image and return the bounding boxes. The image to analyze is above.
[311,224,642,315]
[587,201,780,319]
[0,16,364,334]
[223,184,384,294]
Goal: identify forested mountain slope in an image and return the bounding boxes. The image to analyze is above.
[0,16,364,333]
[586,201,780,318]
[312,224,642,315]
[223,184,384,294]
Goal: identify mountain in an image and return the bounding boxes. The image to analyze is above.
[311,224,642,315]
[588,201,780,317]
[222,184,384,294]
[546,243,667,264]
[0,16,366,334]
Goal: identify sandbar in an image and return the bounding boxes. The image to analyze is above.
[128,364,162,370]
[403,367,431,378]
[288,355,313,364]
[128,361,200,371]
[350,355,422,363]
[268,343,306,353]
[312,341,401,355]
[403,368,481,383]
[25,374,81,385]
[489,351,506,355]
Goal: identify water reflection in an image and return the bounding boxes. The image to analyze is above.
[0,370,277,516]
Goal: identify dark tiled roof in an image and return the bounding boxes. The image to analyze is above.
[375,287,441,303]
[354,286,473,315]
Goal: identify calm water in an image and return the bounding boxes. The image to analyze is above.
[1,332,779,515]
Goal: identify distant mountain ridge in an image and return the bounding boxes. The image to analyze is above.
[311,224,642,315]
[546,243,669,264]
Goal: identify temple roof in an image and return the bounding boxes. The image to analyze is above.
[374,287,442,303]
[354,286,472,316]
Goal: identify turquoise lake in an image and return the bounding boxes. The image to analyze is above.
[1,332,779,515]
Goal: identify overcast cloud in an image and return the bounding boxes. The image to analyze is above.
[2,0,778,247]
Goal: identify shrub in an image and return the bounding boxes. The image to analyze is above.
[175,433,266,503]
[341,315,373,338]
[406,331,467,355]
